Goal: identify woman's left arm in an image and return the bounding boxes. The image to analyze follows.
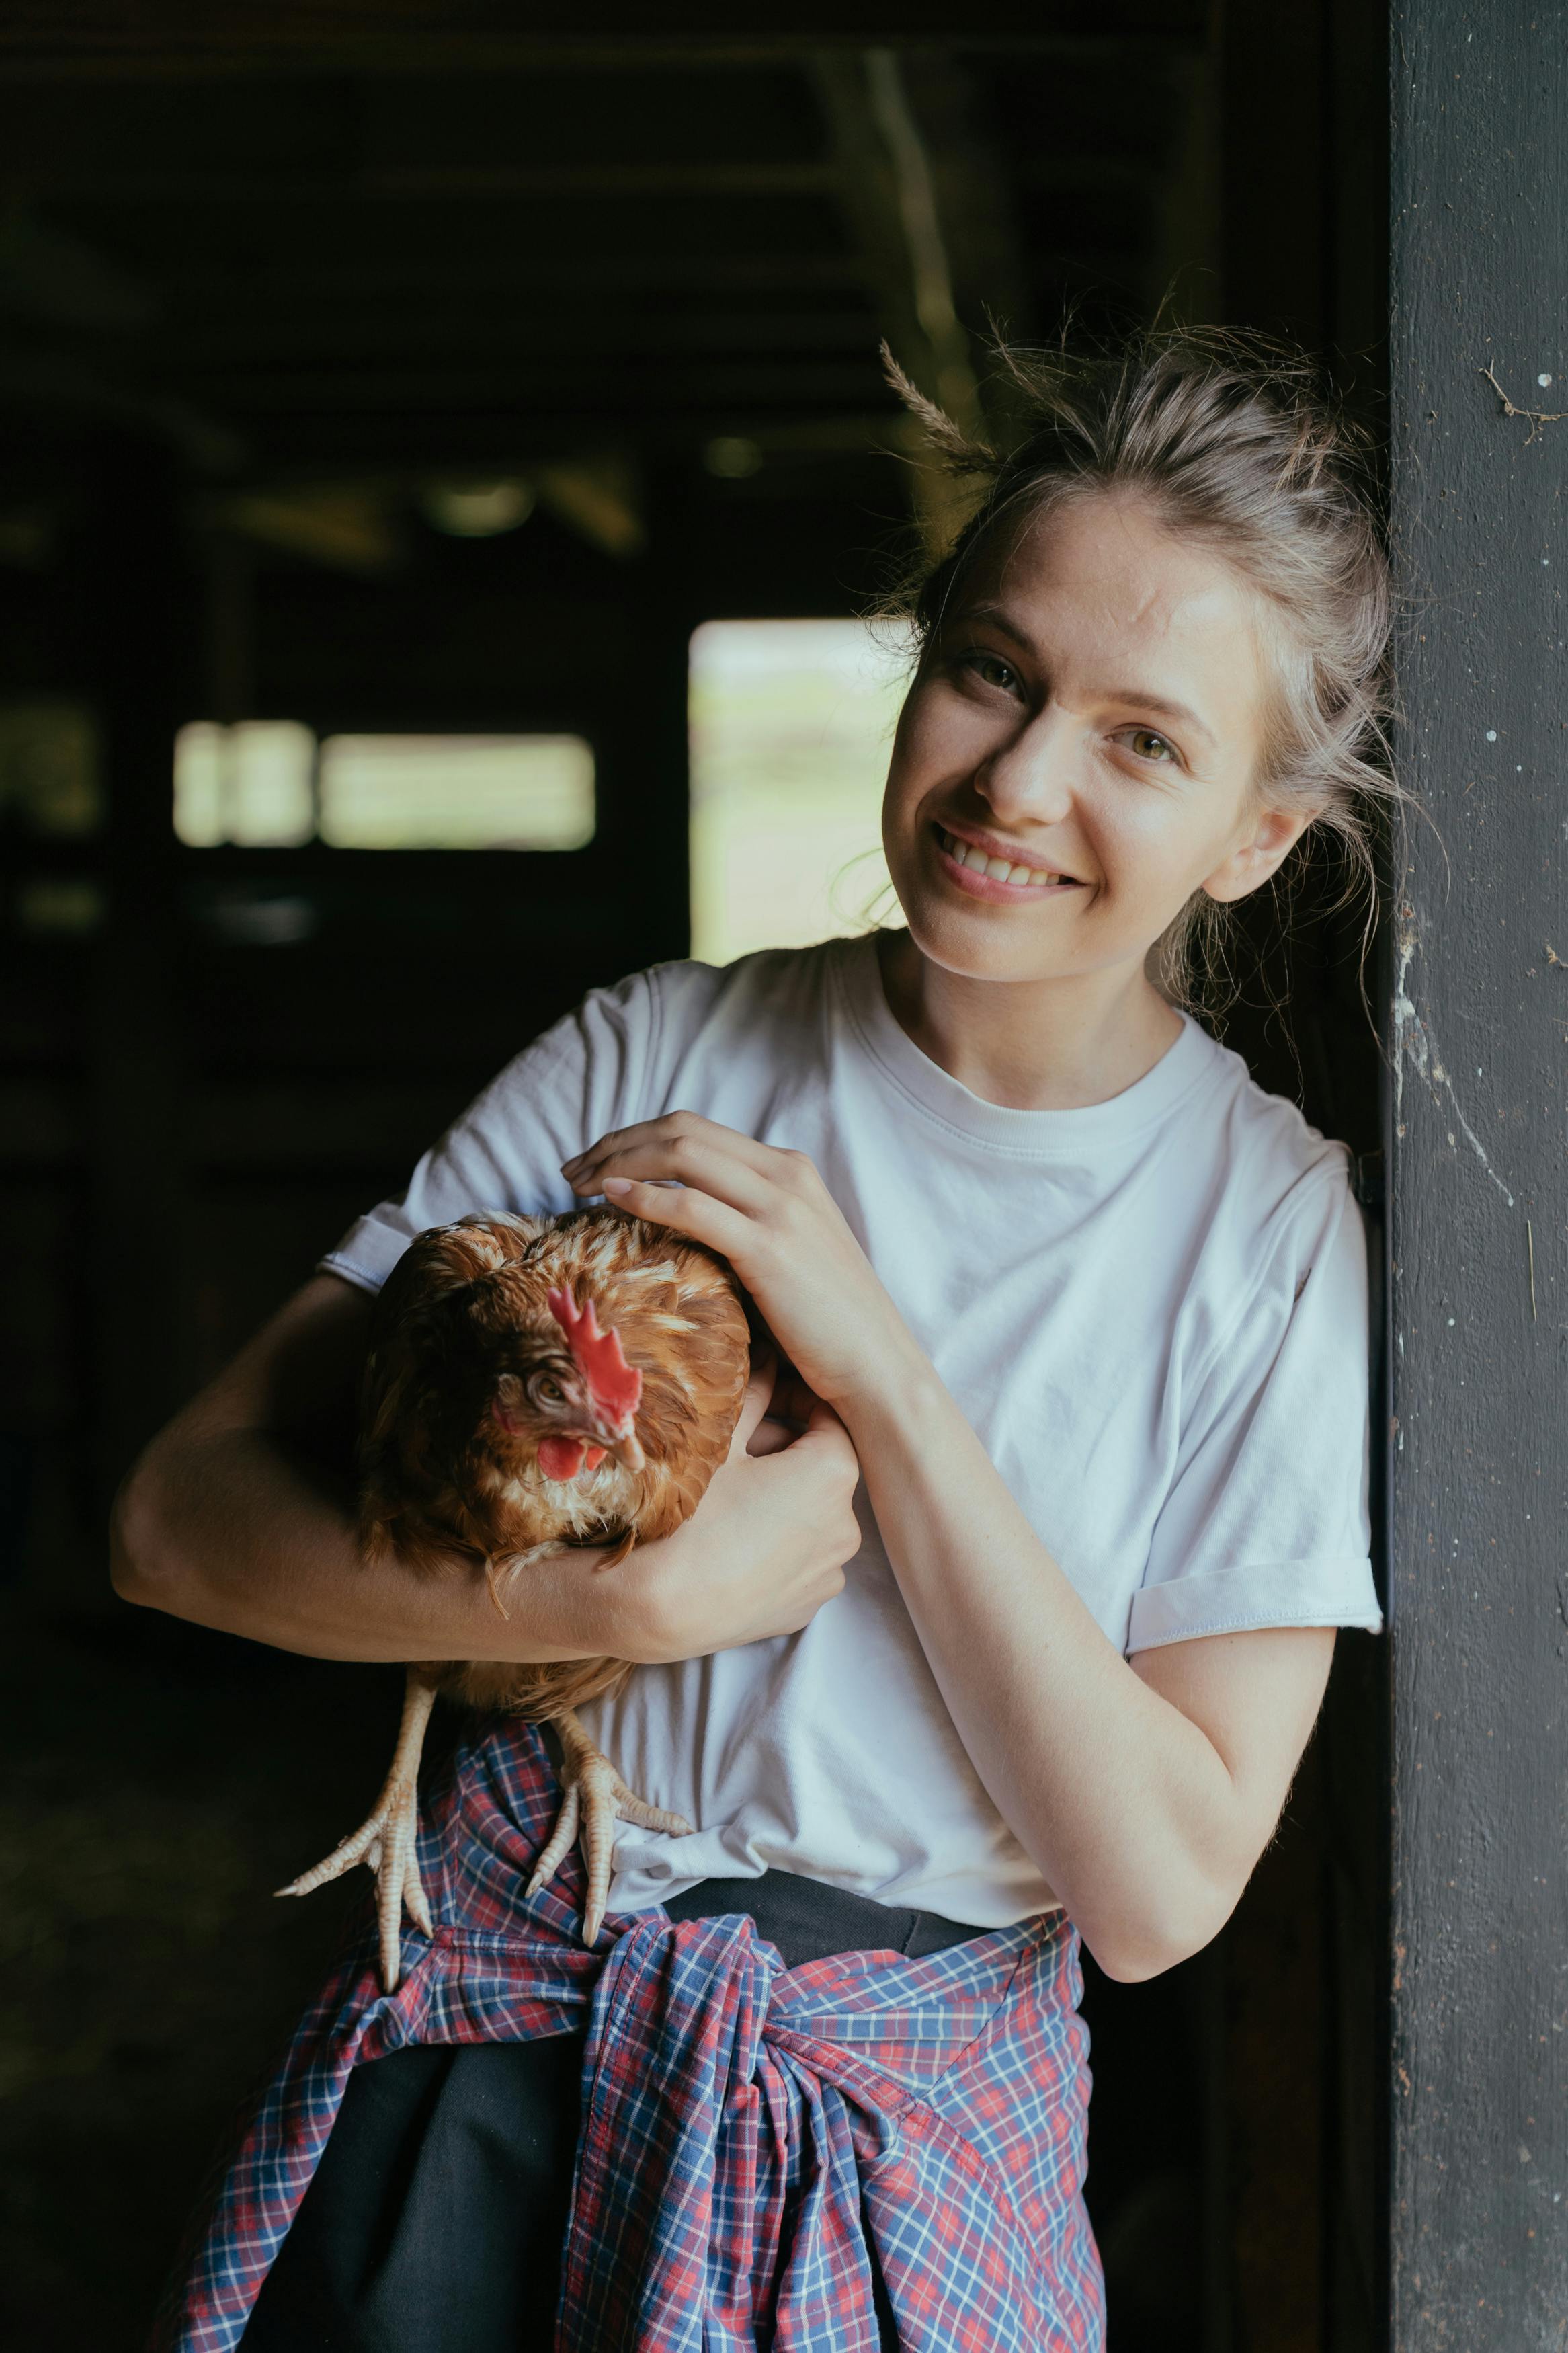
[850,1369,1334,1979]
[565,1115,1338,1983]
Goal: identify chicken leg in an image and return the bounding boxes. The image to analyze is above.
[278,1681,690,1980]
[528,1708,690,1945]
[276,1667,438,1992]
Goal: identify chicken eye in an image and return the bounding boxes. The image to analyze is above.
[533,1376,565,1405]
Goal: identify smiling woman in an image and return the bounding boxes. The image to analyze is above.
[128,320,1392,2353]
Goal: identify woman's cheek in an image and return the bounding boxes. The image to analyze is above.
[888,681,993,794]
[880,748,928,863]
[1092,804,1221,943]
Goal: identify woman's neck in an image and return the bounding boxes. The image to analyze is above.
[876,929,1185,1112]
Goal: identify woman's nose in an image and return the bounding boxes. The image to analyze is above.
[975,708,1077,826]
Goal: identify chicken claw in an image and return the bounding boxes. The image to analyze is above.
[527,1708,690,1945]
[276,1671,438,1992]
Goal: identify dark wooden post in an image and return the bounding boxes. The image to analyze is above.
[1388,5,1568,2341]
[599,457,698,970]
[75,438,194,1502]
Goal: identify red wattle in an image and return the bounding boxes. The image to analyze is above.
[537,1435,587,1482]
[581,1445,607,1470]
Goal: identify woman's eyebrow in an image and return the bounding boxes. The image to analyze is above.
[1102,688,1219,754]
[951,600,1034,653]
[950,604,1220,753]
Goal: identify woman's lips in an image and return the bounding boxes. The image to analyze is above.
[932,824,1083,905]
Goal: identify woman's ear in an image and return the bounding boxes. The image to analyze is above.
[1200,799,1321,905]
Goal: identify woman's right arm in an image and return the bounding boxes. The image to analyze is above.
[110,1273,860,1667]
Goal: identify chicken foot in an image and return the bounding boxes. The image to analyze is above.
[527,1708,690,1946]
[278,1680,688,1974]
[276,1667,438,1993]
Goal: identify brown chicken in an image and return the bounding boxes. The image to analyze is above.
[277,1206,751,1987]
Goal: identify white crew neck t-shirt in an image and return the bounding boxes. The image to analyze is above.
[323,934,1380,1927]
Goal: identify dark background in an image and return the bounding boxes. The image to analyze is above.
[0,7,1390,2348]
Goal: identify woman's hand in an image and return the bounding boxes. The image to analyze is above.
[562,1114,917,1410]
[610,1355,864,1664]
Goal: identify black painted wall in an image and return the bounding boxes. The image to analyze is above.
[1389,3,1568,2341]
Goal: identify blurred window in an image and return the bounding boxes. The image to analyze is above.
[174,722,315,848]
[173,725,595,850]
[688,619,907,967]
[318,735,594,850]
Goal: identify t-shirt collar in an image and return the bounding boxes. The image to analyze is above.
[832,931,1216,1157]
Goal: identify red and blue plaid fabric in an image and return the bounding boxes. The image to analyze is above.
[152,1721,1104,2352]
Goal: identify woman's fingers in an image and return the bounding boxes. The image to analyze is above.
[634,1380,862,1659]
[581,1140,778,1220]
[729,1354,778,1457]
[564,1111,785,1187]
[587,1174,753,1261]
[565,1115,819,1223]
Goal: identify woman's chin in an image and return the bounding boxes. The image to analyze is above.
[893,904,1171,1002]
[895,899,1078,986]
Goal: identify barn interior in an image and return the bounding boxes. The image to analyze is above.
[0,9,1389,2349]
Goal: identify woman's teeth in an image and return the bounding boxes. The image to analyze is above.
[938,829,1073,889]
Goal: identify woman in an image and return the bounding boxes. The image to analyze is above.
[119,324,1391,2351]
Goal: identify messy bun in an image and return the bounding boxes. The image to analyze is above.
[883,323,1403,1013]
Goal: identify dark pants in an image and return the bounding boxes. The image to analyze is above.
[241,1874,985,2352]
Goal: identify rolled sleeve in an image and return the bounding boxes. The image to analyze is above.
[1130,1170,1382,1653]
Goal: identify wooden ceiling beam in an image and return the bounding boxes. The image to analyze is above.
[0,163,843,203]
[0,407,907,499]
[0,10,1211,82]
[194,408,905,473]
[202,412,907,489]
[173,358,896,415]
[0,156,1172,208]
[0,345,245,468]
[147,309,886,370]
[99,255,873,300]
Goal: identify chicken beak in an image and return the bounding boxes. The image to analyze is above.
[606,1425,645,1473]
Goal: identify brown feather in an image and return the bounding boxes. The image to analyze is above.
[356,1209,751,1726]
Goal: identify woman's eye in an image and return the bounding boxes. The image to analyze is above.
[1121,727,1179,764]
[960,649,1021,694]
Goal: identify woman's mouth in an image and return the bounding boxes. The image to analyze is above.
[932,824,1083,902]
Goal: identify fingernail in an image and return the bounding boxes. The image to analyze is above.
[601,1176,632,1196]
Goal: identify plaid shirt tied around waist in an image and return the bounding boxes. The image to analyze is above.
[154,1722,1104,2352]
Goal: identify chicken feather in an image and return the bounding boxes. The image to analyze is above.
[278,1207,751,1985]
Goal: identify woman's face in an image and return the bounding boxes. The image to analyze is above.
[882,490,1308,990]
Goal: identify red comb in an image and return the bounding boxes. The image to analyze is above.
[546,1287,643,1425]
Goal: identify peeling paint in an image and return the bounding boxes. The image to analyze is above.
[1394,918,1517,1206]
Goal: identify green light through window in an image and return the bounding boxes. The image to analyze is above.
[688,619,907,966]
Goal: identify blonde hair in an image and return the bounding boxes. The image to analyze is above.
[885,322,1403,1014]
